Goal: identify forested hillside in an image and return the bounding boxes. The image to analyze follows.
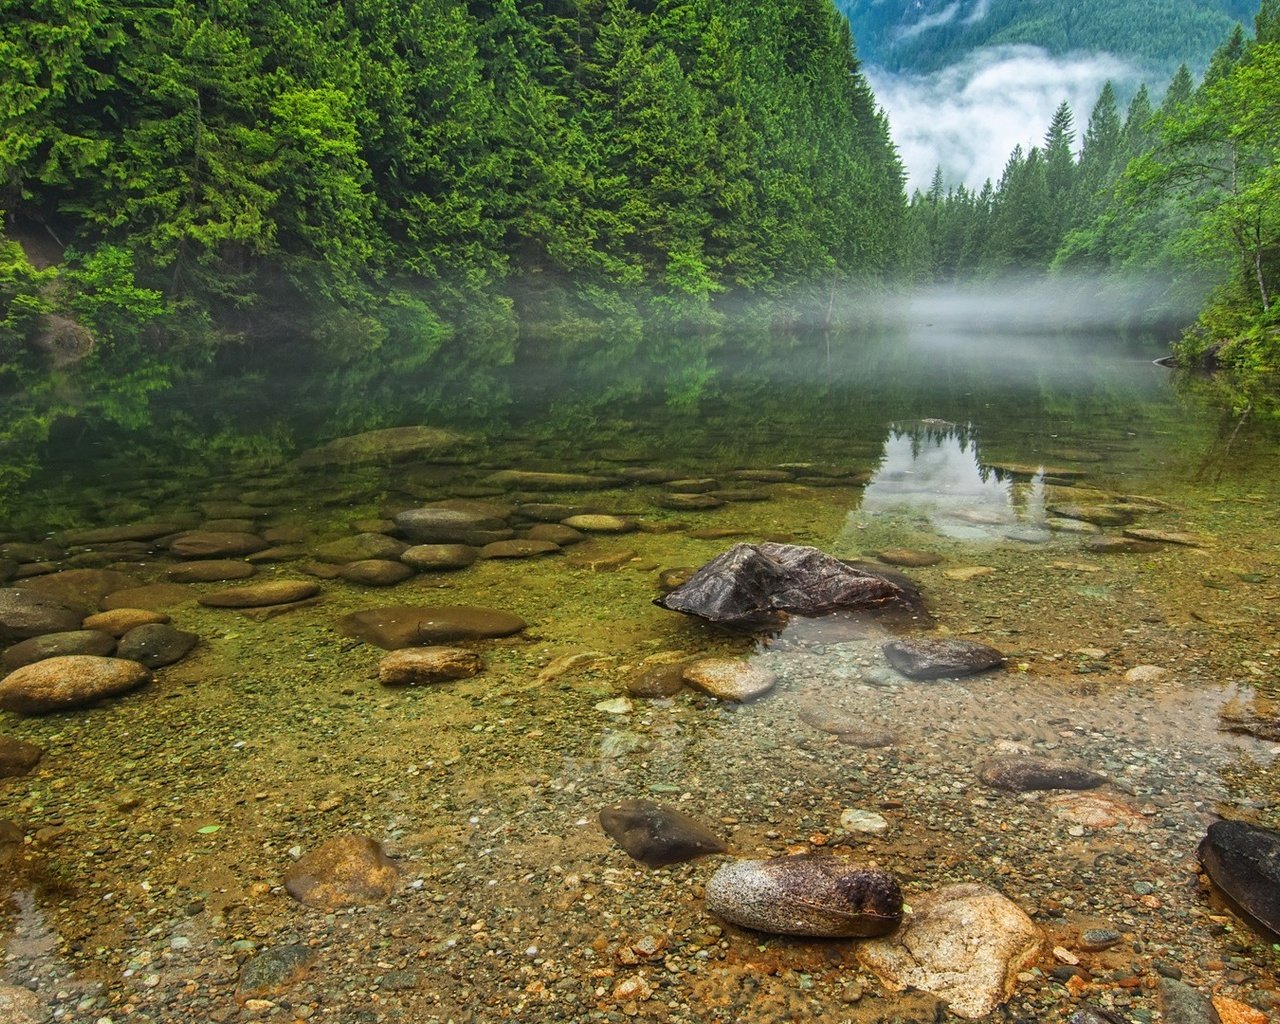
[840,0,1257,72]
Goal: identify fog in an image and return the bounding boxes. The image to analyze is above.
[867,45,1148,190]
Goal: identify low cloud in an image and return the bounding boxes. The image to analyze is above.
[897,1,961,41]
[867,45,1147,191]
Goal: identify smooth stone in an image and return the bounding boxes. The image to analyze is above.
[1198,819,1280,937]
[598,799,727,867]
[484,470,612,490]
[199,580,321,608]
[1047,504,1135,527]
[1084,536,1163,555]
[262,526,311,544]
[55,522,182,545]
[523,524,586,546]
[1124,664,1170,684]
[656,493,723,510]
[166,560,257,583]
[101,584,194,611]
[400,544,478,571]
[0,589,82,641]
[0,983,44,1024]
[978,756,1106,792]
[295,425,468,467]
[1123,528,1206,547]
[882,637,1005,680]
[335,605,527,650]
[657,567,695,593]
[314,533,409,564]
[564,547,640,571]
[1158,978,1220,1024]
[200,518,257,533]
[857,882,1043,1020]
[237,944,318,1003]
[561,514,635,534]
[426,498,518,519]
[2,630,117,669]
[116,623,198,668]
[840,808,889,834]
[478,539,560,559]
[943,565,997,581]
[339,560,415,587]
[245,545,307,564]
[198,501,264,520]
[15,568,139,614]
[707,489,769,503]
[0,736,43,778]
[394,508,506,544]
[378,647,482,686]
[875,548,943,567]
[682,658,776,702]
[666,477,719,493]
[1078,928,1123,951]
[625,663,686,698]
[0,655,151,714]
[283,834,400,909]
[729,469,793,482]
[707,856,902,937]
[168,531,267,559]
[1047,517,1102,534]
[595,696,633,714]
[514,503,593,522]
[1212,996,1268,1024]
[617,467,684,483]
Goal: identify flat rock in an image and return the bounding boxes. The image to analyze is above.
[656,493,723,510]
[101,584,193,611]
[283,834,400,909]
[1084,536,1163,555]
[625,663,686,698]
[875,548,943,567]
[484,470,612,490]
[394,508,507,544]
[56,522,182,545]
[1047,503,1135,527]
[296,425,468,467]
[515,502,594,522]
[1123,528,1206,547]
[166,560,257,583]
[478,539,560,559]
[0,736,43,778]
[237,943,317,1003]
[0,655,151,714]
[0,589,82,642]
[523,524,586,546]
[707,856,902,937]
[882,637,1004,680]
[1159,978,1221,1024]
[979,756,1106,792]
[378,647,483,685]
[682,658,776,701]
[598,799,727,866]
[339,560,414,586]
[858,882,1043,1019]
[400,544,478,571]
[0,983,44,1024]
[2,630,117,669]
[16,568,139,614]
[335,605,527,650]
[1198,819,1280,937]
[561,514,634,534]
[168,531,267,559]
[314,533,409,564]
[116,623,198,668]
[199,580,321,608]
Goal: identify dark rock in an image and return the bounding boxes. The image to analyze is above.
[882,637,1005,680]
[625,663,686,698]
[655,543,919,630]
[2,630,117,669]
[116,623,198,668]
[199,580,321,608]
[1069,1009,1129,1024]
[394,508,507,544]
[198,501,265,520]
[1198,819,1280,938]
[0,588,82,642]
[599,799,727,867]
[200,518,257,534]
[15,568,139,614]
[314,533,409,564]
[335,605,526,650]
[339,560,414,587]
[400,544,478,571]
[55,522,182,545]
[0,559,15,584]
[166,560,257,583]
[0,736,43,778]
[478,539,560,559]
[706,855,902,937]
[236,944,318,1003]
[168,531,267,559]
[0,655,151,714]
[1078,927,1122,951]
[1158,978,1222,1024]
[978,756,1106,792]
[283,834,400,909]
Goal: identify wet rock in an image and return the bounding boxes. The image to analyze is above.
[394,508,507,544]
[707,489,769,503]
[515,502,593,522]
[656,493,723,510]
[315,533,409,564]
[201,517,258,533]
[729,469,793,483]
[1048,792,1142,829]
[656,542,917,630]
[199,580,321,608]
[295,425,468,468]
[0,983,45,1024]
[1077,928,1123,951]
[198,500,265,520]
[0,655,151,714]
[168,531,267,559]
[116,623,198,668]
[626,663,686,698]
[2,629,117,669]
[1069,1009,1129,1024]
[55,522,182,545]
[875,548,943,567]
[335,605,526,650]
[682,658,776,702]
[0,736,43,778]
[1123,528,1206,547]
[1124,664,1170,684]
[236,944,318,1003]
[0,588,82,642]
[978,756,1106,792]
[165,560,257,583]
[101,584,193,611]
[857,882,1043,1020]
[339,560,415,586]
[657,567,695,593]
[1158,978,1221,1024]
[523,523,585,546]
[378,647,483,685]
[1047,504,1135,527]
[400,544,478,571]
[882,637,1004,680]
[618,467,683,484]
[706,855,902,938]
[479,539,560,559]
[484,469,613,490]
[0,559,14,584]
[562,514,635,534]
[840,808,889,834]
[1084,536,1163,555]
[15,568,139,614]
[1213,996,1268,1024]
[667,477,719,493]
[1198,819,1280,937]
[283,834,400,909]
[564,547,639,571]
[598,799,727,866]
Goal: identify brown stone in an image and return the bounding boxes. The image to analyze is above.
[168,531,267,559]
[400,544,478,571]
[335,605,527,650]
[0,655,151,714]
[199,580,321,608]
[378,647,483,685]
[101,584,195,611]
[283,834,400,909]
[82,608,171,636]
[682,658,776,701]
[166,560,257,583]
[0,736,43,777]
[15,569,140,614]
[478,539,560,559]
[339,560,414,587]
[2,629,117,669]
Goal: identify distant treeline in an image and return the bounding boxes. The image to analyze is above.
[910,3,1280,382]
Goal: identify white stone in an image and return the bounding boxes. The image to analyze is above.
[840,808,889,835]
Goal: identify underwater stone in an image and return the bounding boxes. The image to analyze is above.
[283,834,400,909]
[682,658,776,702]
[165,560,257,583]
[394,508,507,544]
[378,647,482,685]
[2,630,117,669]
[0,736,43,778]
[625,663,686,698]
[295,425,469,468]
[336,605,526,650]
[523,524,586,546]
[338,559,415,587]
[116,623,198,669]
[199,580,321,608]
[15,569,139,614]
[0,655,151,714]
[314,533,408,564]
[0,589,83,642]
[874,548,943,567]
[55,522,183,546]
[478,539,560,559]
[168,531,267,559]
[1158,978,1221,1024]
[236,944,317,1003]
[1198,819,1280,938]
[0,983,44,1024]
[561,514,635,534]
[978,756,1106,793]
[101,584,194,611]
[598,799,727,867]
[400,544,478,571]
[706,856,902,938]
[484,470,613,490]
[881,637,1005,680]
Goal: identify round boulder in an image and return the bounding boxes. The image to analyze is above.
[0,656,151,714]
[400,544,478,571]
[116,623,199,669]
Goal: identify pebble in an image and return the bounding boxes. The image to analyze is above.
[598,799,726,866]
[236,944,319,1002]
[1078,928,1122,951]
[561,514,635,534]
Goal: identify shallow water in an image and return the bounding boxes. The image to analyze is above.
[2,329,1279,1023]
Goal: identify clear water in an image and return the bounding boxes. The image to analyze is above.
[1,328,1278,1023]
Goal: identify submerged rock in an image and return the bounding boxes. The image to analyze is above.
[237,944,317,1003]
[0,655,151,714]
[706,855,902,938]
[978,756,1106,793]
[882,637,1004,680]
[1,629,116,669]
[655,542,917,630]
[335,605,526,650]
[339,559,414,586]
[875,548,943,567]
[165,560,257,583]
[168,531,267,559]
[0,983,44,1024]
[857,882,1043,1019]
[295,425,468,467]
[682,658,776,702]
[0,588,82,642]
[116,623,198,668]
[15,568,139,614]
[598,799,727,866]
[400,544,478,571]
[378,647,482,685]
[1158,978,1221,1024]
[1198,819,1280,937]
[315,533,409,564]
[394,508,507,544]
[81,608,171,637]
[0,736,43,778]
[625,663,686,698]
[284,834,401,909]
[199,580,321,608]
[484,469,612,490]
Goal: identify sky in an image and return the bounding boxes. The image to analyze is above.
[866,45,1147,192]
